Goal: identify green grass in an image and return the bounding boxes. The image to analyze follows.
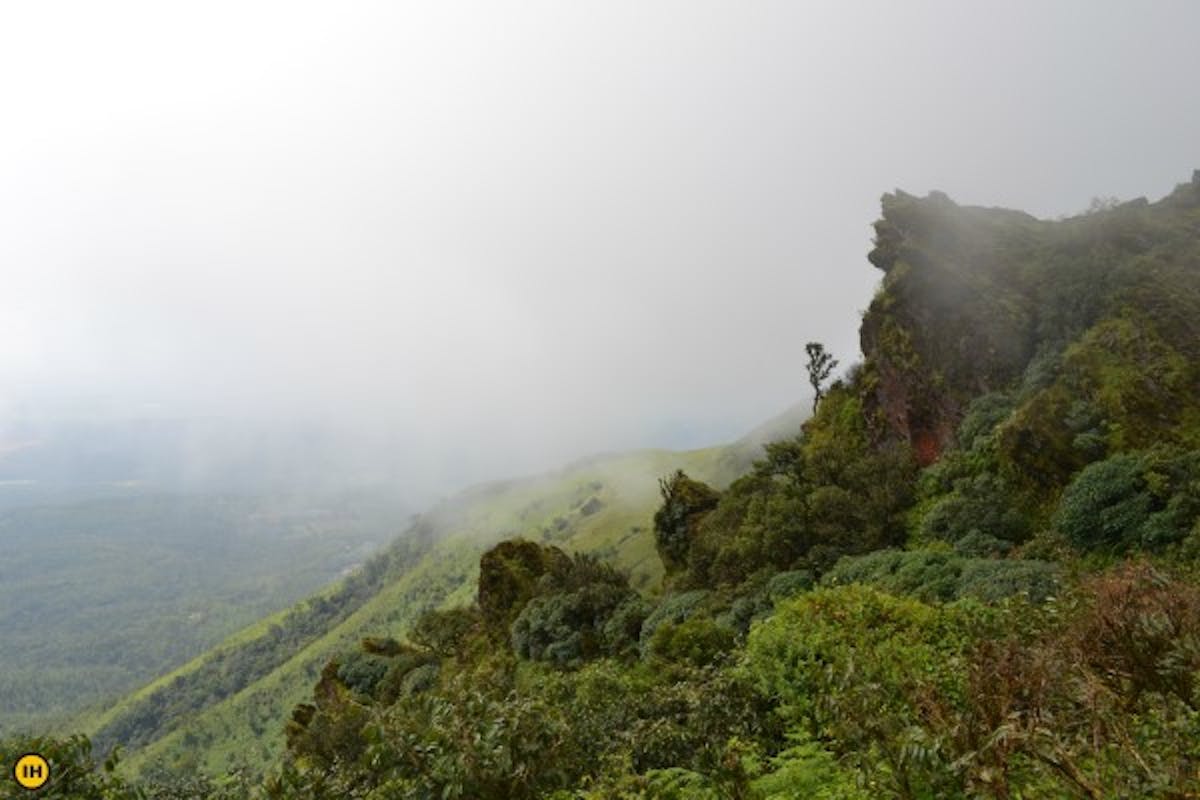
[84,433,782,778]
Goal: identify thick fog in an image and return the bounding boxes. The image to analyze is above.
[2,1,1199,498]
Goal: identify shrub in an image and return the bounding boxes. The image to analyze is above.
[1069,562,1200,707]
[918,473,1030,545]
[765,569,815,601]
[0,734,141,799]
[510,581,631,667]
[956,558,1058,603]
[376,647,439,704]
[688,385,915,587]
[823,548,1060,603]
[822,549,962,602]
[952,529,1012,558]
[646,617,736,667]
[398,662,439,697]
[1056,451,1152,549]
[639,590,710,656]
[953,563,1200,798]
[335,649,392,697]
[956,391,1016,450]
[750,735,870,800]
[601,595,652,657]
[409,606,483,658]
[1056,448,1200,552]
[477,539,572,628]
[745,585,988,797]
[716,570,816,635]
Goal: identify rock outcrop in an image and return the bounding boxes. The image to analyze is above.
[858,173,1200,470]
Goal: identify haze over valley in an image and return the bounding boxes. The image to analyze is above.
[3,3,1200,798]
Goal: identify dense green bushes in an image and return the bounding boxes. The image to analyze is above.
[917,473,1030,547]
[745,567,1200,799]
[0,734,141,799]
[676,385,916,588]
[266,263,1197,798]
[477,539,573,628]
[747,585,989,797]
[510,579,632,666]
[822,548,1060,603]
[1056,447,1200,552]
[20,177,1200,798]
[637,589,710,654]
[645,616,735,666]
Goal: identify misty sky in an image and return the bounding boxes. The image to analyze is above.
[2,1,1199,492]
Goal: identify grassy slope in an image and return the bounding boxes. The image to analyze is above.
[91,417,803,778]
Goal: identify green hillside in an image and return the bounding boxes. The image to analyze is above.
[75,428,788,780]
[7,174,1200,799]
[253,173,1200,799]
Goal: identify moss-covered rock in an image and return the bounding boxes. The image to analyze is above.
[477,539,572,628]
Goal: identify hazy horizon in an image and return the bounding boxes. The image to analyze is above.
[4,1,1200,496]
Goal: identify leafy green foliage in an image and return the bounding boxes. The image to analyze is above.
[0,733,142,799]
[511,580,632,666]
[918,473,1031,546]
[749,735,870,800]
[683,385,916,587]
[408,606,482,659]
[710,570,815,637]
[746,568,1200,798]
[637,589,710,655]
[599,595,652,657]
[92,446,739,779]
[477,539,573,629]
[1056,447,1200,552]
[334,650,392,698]
[270,649,778,800]
[281,662,371,776]
[496,549,641,666]
[823,548,1060,603]
[746,584,990,796]
[645,617,735,667]
[999,315,1200,490]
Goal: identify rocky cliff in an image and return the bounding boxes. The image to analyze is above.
[858,172,1200,474]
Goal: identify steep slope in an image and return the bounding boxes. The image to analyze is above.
[14,175,1200,799]
[86,438,773,777]
[256,173,1200,799]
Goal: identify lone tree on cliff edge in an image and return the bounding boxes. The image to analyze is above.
[805,342,838,412]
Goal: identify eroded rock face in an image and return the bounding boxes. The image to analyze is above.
[859,191,1040,464]
[857,173,1200,472]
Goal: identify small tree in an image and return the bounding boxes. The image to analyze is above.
[805,342,838,412]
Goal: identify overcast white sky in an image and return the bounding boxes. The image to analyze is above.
[2,1,1199,490]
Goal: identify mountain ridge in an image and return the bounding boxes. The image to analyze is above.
[81,416,799,777]
[11,173,1200,798]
